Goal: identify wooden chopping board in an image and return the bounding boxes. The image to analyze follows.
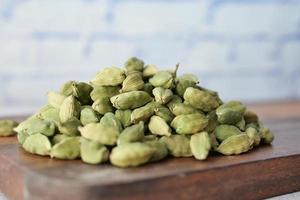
[0,102,300,200]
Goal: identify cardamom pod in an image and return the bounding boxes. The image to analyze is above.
[149,116,172,136]
[190,132,211,160]
[171,113,208,134]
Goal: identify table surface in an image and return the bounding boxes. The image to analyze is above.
[1,101,300,200]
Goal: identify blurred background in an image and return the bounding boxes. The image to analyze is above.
[0,0,300,116]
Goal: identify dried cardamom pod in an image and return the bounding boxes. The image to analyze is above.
[90,86,120,102]
[176,74,199,97]
[60,81,77,96]
[80,137,109,164]
[160,135,192,157]
[121,73,144,92]
[115,109,132,128]
[124,57,144,72]
[246,127,261,146]
[152,87,173,105]
[26,119,56,137]
[17,130,29,145]
[74,82,93,105]
[50,137,80,159]
[0,120,18,136]
[171,113,208,134]
[110,91,152,110]
[154,105,174,123]
[167,95,183,110]
[149,71,174,89]
[59,96,81,123]
[80,106,101,126]
[169,102,201,116]
[14,116,41,134]
[236,117,246,131]
[244,110,259,124]
[217,134,253,155]
[52,134,71,145]
[100,112,123,133]
[58,117,81,136]
[37,105,60,125]
[149,116,172,136]
[143,64,158,78]
[110,142,154,167]
[190,132,211,160]
[47,91,67,109]
[117,122,144,145]
[143,82,154,95]
[214,125,242,142]
[204,111,219,133]
[59,81,93,105]
[260,127,274,144]
[22,133,51,156]
[92,97,114,115]
[209,133,219,151]
[144,140,168,162]
[131,102,156,123]
[184,87,220,112]
[79,113,121,145]
[91,67,125,86]
[216,101,246,125]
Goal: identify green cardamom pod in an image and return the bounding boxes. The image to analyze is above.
[92,97,114,115]
[50,137,80,159]
[110,91,152,110]
[149,116,172,136]
[90,86,120,102]
[152,87,173,105]
[190,132,211,160]
[59,96,81,123]
[184,87,220,112]
[22,133,52,156]
[217,134,253,155]
[80,106,101,126]
[80,137,109,164]
[47,91,67,109]
[244,110,259,124]
[260,127,274,144]
[58,117,81,136]
[143,64,158,78]
[204,111,219,133]
[121,73,144,92]
[26,119,56,137]
[176,74,199,97]
[131,102,156,123]
[246,127,261,146]
[91,67,125,86]
[149,71,174,89]
[0,120,18,137]
[144,140,168,162]
[160,135,192,157]
[214,125,242,142]
[117,122,144,145]
[124,57,144,72]
[154,105,174,123]
[216,101,246,125]
[115,109,132,128]
[110,142,154,167]
[169,102,201,116]
[171,113,208,134]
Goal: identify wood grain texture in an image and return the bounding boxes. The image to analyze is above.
[0,102,300,200]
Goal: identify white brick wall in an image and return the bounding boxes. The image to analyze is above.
[0,0,300,116]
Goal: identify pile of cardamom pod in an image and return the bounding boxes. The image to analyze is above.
[8,57,274,167]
